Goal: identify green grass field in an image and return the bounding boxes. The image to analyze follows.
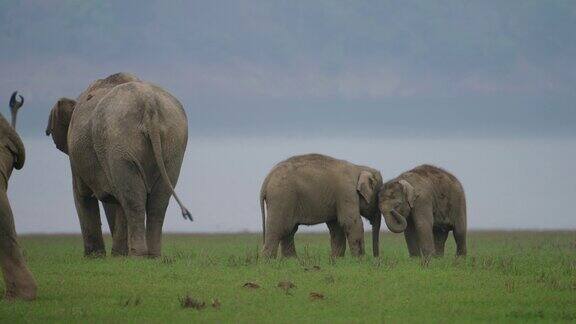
[1,231,574,323]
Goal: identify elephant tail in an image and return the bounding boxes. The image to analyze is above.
[260,187,266,245]
[145,108,193,222]
[260,173,273,245]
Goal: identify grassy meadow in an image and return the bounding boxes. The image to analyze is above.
[0,231,574,323]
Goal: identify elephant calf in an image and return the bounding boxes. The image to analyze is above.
[260,154,384,258]
[379,165,467,258]
[0,93,37,300]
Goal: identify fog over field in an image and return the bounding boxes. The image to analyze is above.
[1,1,575,233]
[10,136,576,233]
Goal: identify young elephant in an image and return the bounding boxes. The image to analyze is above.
[0,93,37,301]
[260,154,384,258]
[379,165,467,258]
[46,73,191,258]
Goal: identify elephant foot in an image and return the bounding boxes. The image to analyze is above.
[419,257,432,268]
[129,253,149,258]
[84,249,106,258]
[127,239,149,257]
[3,279,37,302]
[349,246,365,258]
[128,248,149,257]
[111,248,128,257]
[261,251,277,259]
[147,252,161,259]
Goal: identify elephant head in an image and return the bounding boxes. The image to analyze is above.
[1,92,25,171]
[0,114,25,171]
[357,169,384,256]
[45,97,76,154]
[45,73,138,155]
[378,179,415,233]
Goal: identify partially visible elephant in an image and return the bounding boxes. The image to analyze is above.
[46,72,192,258]
[379,164,467,258]
[0,92,37,301]
[260,154,384,258]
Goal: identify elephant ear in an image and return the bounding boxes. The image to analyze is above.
[46,98,76,154]
[0,114,25,170]
[357,171,376,203]
[399,179,416,208]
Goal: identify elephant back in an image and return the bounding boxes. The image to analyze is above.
[68,73,141,138]
[76,73,140,111]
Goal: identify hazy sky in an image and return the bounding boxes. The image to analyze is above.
[1,0,575,137]
[1,1,575,233]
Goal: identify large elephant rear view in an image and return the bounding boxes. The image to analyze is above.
[46,72,191,257]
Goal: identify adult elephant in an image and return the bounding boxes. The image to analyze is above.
[46,73,192,257]
[260,154,385,258]
[379,164,467,258]
[1,92,37,300]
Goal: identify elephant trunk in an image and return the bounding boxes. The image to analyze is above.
[9,91,23,129]
[372,215,381,257]
[383,209,407,233]
[11,110,17,129]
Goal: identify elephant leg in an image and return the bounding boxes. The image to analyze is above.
[404,220,420,257]
[104,203,128,256]
[337,204,365,257]
[280,225,298,258]
[72,177,105,257]
[326,220,346,257]
[262,205,290,258]
[120,199,147,257]
[110,162,148,257]
[433,226,449,257]
[145,189,171,258]
[0,190,37,301]
[414,217,435,260]
[453,221,467,257]
[262,232,281,258]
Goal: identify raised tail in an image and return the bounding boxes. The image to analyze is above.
[146,108,192,221]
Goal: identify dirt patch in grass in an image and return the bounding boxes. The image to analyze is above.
[243,282,260,289]
[309,292,325,301]
[180,294,206,310]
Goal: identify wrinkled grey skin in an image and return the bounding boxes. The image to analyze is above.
[46,73,191,258]
[379,165,467,259]
[0,95,37,301]
[260,154,383,258]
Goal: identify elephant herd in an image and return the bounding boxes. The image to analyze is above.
[0,72,467,302]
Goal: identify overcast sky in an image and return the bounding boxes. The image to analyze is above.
[1,0,575,138]
[1,1,575,233]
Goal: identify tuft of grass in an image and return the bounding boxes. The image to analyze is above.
[0,231,575,322]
